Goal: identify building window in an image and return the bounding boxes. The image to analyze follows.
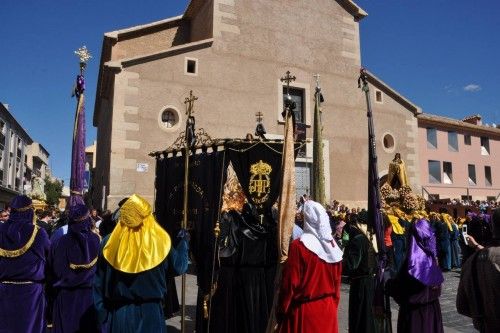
[161,109,178,128]
[283,87,305,124]
[428,160,441,184]
[158,106,181,132]
[184,57,198,75]
[375,89,383,103]
[443,161,453,184]
[426,128,437,149]
[448,131,458,152]
[464,134,471,145]
[468,164,477,185]
[485,166,492,187]
[480,137,490,155]
[461,195,472,201]
[382,133,395,152]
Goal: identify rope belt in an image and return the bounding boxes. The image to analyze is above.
[1,280,34,285]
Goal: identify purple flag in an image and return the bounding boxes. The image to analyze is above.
[69,74,86,206]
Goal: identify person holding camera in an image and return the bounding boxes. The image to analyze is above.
[457,208,500,333]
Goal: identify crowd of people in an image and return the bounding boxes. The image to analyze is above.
[288,194,500,333]
[0,194,189,333]
[1,189,499,333]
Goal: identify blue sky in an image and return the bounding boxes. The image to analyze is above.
[0,0,498,182]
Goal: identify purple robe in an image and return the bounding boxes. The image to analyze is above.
[388,219,444,333]
[49,218,102,333]
[0,221,50,333]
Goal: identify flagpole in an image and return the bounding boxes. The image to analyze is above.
[181,90,198,333]
[266,71,297,333]
[70,46,91,206]
[312,74,325,205]
[358,68,392,333]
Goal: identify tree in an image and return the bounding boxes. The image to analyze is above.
[44,177,63,207]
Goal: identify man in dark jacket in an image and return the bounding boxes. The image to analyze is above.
[457,208,500,333]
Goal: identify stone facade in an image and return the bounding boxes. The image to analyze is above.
[93,0,421,210]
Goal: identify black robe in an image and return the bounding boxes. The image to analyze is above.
[210,209,277,333]
[343,226,376,333]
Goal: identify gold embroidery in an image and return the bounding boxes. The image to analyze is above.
[249,160,272,205]
[69,256,98,270]
[0,226,39,258]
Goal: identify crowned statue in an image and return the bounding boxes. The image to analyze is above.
[30,176,47,201]
[386,153,409,190]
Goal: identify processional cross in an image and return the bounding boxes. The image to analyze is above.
[184,90,198,148]
[184,90,198,117]
[313,73,321,89]
[255,111,264,123]
[280,70,296,96]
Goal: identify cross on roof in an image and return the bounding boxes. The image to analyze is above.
[280,70,296,96]
[184,90,198,117]
[255,111,264,123]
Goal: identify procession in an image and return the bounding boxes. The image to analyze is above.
[1,1,499,333]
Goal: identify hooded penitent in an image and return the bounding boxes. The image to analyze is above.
[51,203,100,283]
[50,203,102,333]
[300,200,342,263]
[0,195,49,333]
[407,218,444,286]
[0,195,37,257]
[103,194,171,273]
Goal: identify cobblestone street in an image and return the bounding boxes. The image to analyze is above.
[167,269,476,332]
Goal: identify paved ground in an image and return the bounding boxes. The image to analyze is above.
[167,268,476,332]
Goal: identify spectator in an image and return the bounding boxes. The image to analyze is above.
[0,210,9,223]
[37,209,53,238]
[457,208,500,332]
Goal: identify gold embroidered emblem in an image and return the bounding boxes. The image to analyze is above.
[249,160,272,205]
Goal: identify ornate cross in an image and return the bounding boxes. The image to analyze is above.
[280,70,296,96]
[313,73,321,89]
[255,111,264,123]
[184,90,198,117]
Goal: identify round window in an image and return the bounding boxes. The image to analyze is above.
[383,133,395,151]
[161,109,178,128]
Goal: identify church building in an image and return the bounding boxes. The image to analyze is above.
[92,0,422,209]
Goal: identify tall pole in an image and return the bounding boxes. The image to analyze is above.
[312,73,325,205]
[70,46,91,206]
[266,71,297,333]
[181,90,197,333]
[359,68,391,333]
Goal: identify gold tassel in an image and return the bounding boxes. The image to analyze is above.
[203,296,209,319]
[214,221,220,238]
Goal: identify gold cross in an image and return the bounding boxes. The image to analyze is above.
[280,71,296,95]
[184,90,198,116]
[255,111,264,123]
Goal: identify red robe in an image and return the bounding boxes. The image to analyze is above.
[277,239,342,333]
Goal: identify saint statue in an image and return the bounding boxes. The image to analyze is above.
[30,176,47,201]
[386,153,409,190]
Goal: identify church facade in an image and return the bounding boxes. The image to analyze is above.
[92,0,421,209]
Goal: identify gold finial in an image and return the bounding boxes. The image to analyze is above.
[74,46,92,64]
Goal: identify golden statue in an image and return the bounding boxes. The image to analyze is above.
[386,153,409,190]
